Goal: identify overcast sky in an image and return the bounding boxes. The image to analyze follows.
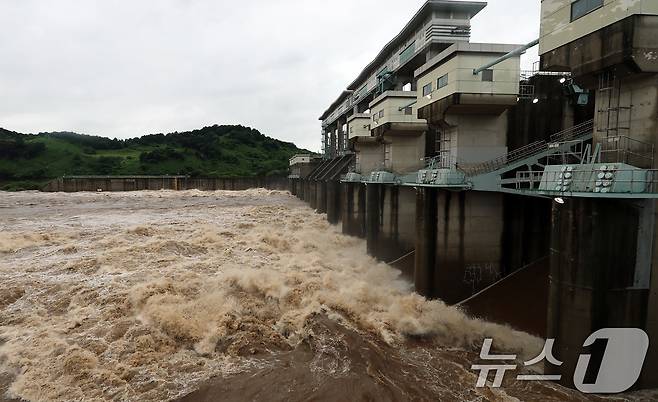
[0,0,540,151]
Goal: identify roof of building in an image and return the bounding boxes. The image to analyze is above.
[319,1,487,123]
[414,42,524,78]
[346,0,487,90]
[319,90,353,121]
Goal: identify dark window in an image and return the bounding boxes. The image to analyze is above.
[438,74,448,89]
[399,42,416,65]
[571,0,603,21]
[422,83,432,97]
[378,110,384,118]
[404,107,413,115]
[482,69,494,82]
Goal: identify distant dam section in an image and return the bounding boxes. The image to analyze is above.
[42,175,289,192]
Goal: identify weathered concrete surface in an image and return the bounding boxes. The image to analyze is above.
[366,184,416,277]
[644,200,658,388]
[416,191,552,334]
[326,180,343,225]
[308,181,318,210]
[501,194,552,277]
[541,15,658,81]
[414,187,438,297]
[43,176,289,192]
[431,191,505,305]
[461,257,550,338]
[316,182,327,214]
[548,198,649,388]
[342,182,366,238]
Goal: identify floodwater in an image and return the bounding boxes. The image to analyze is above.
[0,190,650,401]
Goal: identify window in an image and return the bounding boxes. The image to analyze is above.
[438,74,448,89]
[402,82,412,92]
[384,143,392,169]
[378,110,384,118]
[422,83,432,97]
[482,69,494,82]
[403,107,413,116]
[399,41,416,65]
[571,0,603,21]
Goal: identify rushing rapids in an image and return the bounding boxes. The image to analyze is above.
[0,190,648,401]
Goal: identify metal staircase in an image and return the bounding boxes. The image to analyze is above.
[308,154,355,182]
[461,119,594,178]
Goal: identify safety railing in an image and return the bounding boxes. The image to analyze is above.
[514,168,658,195]
[423,150,455,170]
[549,119,594,143]
[599,135,655,169]
[461,140,546,176]
[461,119,594,177]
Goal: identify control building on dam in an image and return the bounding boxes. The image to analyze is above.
[289,0,658,389]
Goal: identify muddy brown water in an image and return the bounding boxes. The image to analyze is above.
[0,190,653,401]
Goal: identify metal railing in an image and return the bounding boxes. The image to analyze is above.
[514,168,658,195]
[519,84,535,99]
[520,70,571,81]
[599,135,655,169]
[423,150,455,170]
[550,119,594,142]
[461,119,594,177]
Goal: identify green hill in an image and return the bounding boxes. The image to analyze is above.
[0,125,309,191]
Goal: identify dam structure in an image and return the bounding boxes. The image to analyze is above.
[289,0,658,389]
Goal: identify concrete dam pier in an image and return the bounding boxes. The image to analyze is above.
[290,0,658,390]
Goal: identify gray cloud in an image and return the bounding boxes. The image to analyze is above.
[0,0,540,151]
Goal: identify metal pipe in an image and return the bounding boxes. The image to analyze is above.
[398,99,418,111]
[472,38,539,75]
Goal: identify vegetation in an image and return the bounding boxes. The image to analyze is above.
[0,125,308,191]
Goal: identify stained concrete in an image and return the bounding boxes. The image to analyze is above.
[366,184,416,278]
[44,176,289,192]
[548,198,649,388]
[342,182,366,238]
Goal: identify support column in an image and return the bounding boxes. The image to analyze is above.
[337,118,346,155]
[415,187,438,298]
[309,182,317,210]
[643,200,658,388]
[326,180,342,225]
[289,179,297,196]
[548,198,649,388]
[366,184,381,257]
[316,181,327,214]
[342,182,354,235]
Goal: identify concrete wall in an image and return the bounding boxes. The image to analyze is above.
[383,133,426,173]
[342,182,366,238]
[366,184,417,278]
[540,0,658,55]
[44,176,289,192]
[593,73,658,168]
[643,200,658,387]
[547,198,650,388]
[354,140,385,174]
[443,112,508,166]
[370,91,427,130]
[416,48,521,111]
[347,115,372,139]
[326,181,343,225]
[434,191,505,304]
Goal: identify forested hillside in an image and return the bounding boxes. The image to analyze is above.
[0,125,308,191]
